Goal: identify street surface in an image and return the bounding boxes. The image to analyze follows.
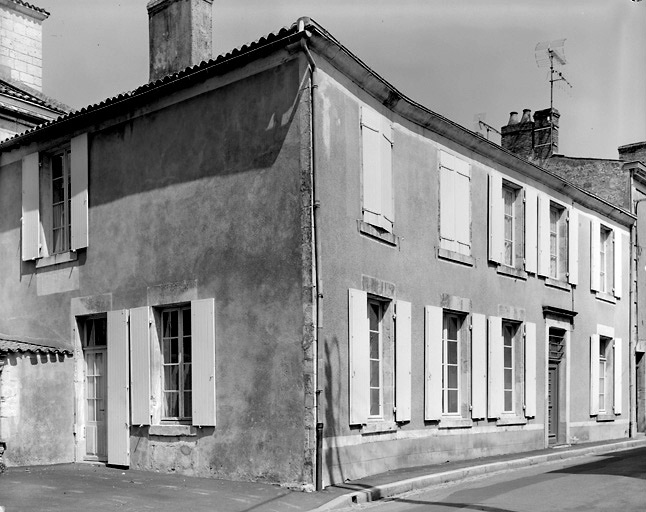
[341,447,646,512]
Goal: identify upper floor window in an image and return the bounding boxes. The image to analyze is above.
[549,203,567,280]
[488,173,525,271]
[599,226,613,294]
[591,220,622,299]
[439,151,471,256]
[52,149,72,254]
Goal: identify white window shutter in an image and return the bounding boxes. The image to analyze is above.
[488,171,503,263]
[488,316,503,419]
[614,230,622,298]
[380,120,394,232]
[349,289,369,425]
[590,219,600,292]
[129,306,151,426]
[395,300,412,422]
[21,152,40,261]
[590,334,600,415]
[454,169,471,254]
[471,313,487,419]
[524,322,537,418]
[537,193,551,276]
[439,165,455,249]
[361,106,382,227]
[192,298,216,426]
[424,305,443,421]
[70,133,89,250]
[524,187,538,273]
[107,309,130,466]
[614,338,622,415]
[568,209,579,285]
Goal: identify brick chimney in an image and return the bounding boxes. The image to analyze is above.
[0,0,49,91]
[147,0,213,82]
[501,109,534,160]
[501,107,559,162]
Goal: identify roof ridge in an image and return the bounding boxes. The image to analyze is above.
[4,0,50,16]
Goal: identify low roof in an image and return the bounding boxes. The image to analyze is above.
[3,0,49,17]
[0,335,72,355]
[0,78,70,117]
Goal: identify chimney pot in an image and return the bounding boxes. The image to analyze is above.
[520,109,532,123]
[507,111,520,126]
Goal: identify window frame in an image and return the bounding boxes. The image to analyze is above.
[367,298,384,420]
[599,225,613,294]
[50,147,72,255]
[548,202,568,281]
[442,312,462,416]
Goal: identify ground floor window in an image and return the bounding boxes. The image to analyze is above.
[161,306,192,421]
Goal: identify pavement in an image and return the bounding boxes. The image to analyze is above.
[1,436,645,512]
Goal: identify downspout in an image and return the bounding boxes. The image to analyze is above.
[298,19,324,491]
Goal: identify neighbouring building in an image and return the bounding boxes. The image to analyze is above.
[0,0,638,489]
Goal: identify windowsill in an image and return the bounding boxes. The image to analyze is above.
[35,251,78,269]
[149,425,197,437]
[438,417,473,429]
[496,415,527,426]
[361,421,397,435]
[358,220,398,246]
[496,264,527,280]
[437,248,475,267]
[595,291,617,304]
[544,277,571,291]
[595,413,616,422]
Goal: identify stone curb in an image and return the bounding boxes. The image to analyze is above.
[309,438,646,511]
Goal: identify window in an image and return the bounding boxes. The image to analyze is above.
[591,221,622,298]
[502,323,515,413]
[549,203,567,280]
[368,300,384,418]
[442,313,462,415]
[590,330,623,417]
[52,149,72,254]
[598,338,608,413]
[440,151,471,256]
[161,306,192,421]
[599,226,613,294]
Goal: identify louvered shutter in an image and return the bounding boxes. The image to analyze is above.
[488,171,503,263]
[524,322,537,418]
[568,209,579,285]
[361,107,382,228]
[395,300,411,422]
[614,230,622,298]
[424,306,443,420]
[590,219,600,291]
[107,309,130,466]
[537,194,551,276]
[21,152,40,261]
[380,120,394,232]
[439,159,455,250]
[525,187,538,273]
[454,158,471,254]
[130,306,151,426]
[590,334,600,415]
[192,298,216,426]
[471,313,487,419]
[70,133,89,250]
[488,316,503,418]
[349,289,369,425]
[614,338,622,415]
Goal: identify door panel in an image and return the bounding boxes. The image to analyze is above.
[85,349,107,460]
[548,364,559,443]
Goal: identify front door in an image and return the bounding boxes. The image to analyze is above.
[83,317,107,461]
[548,363,559,444]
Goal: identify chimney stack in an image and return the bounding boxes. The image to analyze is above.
[147,0,213,82]
[501,108,534,160]
[501,107,560,162]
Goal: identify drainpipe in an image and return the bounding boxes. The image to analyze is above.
[298,19,324,490]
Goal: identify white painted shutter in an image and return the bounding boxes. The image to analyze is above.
[471,313,487,419]
[488,316,503,418]
[349,289,369,425]
[192,298,216,426]
[70,133,89,250]
[21,152,40,261]
[361,106,382,227]
[488,171,503,263]
[454,158,471,254]
[395,300,412,422]
[590,219,600,292]
[590,334,600,415]
[107,309,130,466]
[439,164,455,249]
[524,322,537,418]
[537,193,551,276]
[568,209,579,285]
[380,120,394,232]
[424,305,443,421]
[614,230,622,298]
[614,338,622,415]
[129,306,151,426]
[525,187,538,273]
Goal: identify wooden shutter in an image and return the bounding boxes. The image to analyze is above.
[488,171,503,263]
[590,219,600,291]
[524,322,537,418]
[21,152,40,261]
[349,289,369,425]
[395,300,412,422]
[454,158,471,254]
[380,120,394,232]
[568,209,579,285]
[614,230,622,298]
[424,305,443,420]
[129,306,151,426]
[361,106,382,228]
[439,158,455,250]
[614,338,622,414]
[590,334,600,415]
[471,313,487,419]
[70,133,89,250]
[525,187,538,273]
[107,309,130,466]
[488,316,503,418]
[537,194,551,276]
[192,298,216,426]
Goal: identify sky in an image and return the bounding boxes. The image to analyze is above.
[33,0,646,160]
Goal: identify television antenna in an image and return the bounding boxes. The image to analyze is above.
[473,113,501,141]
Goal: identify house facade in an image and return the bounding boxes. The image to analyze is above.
[0,2,638,489]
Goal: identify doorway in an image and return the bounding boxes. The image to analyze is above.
[548,327,566,445]
[637,352,645,433]
[83,316,107,461]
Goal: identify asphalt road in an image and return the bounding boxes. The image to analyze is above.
[342,447,646,512]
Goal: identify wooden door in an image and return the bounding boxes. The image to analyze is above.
[548,363,559,444]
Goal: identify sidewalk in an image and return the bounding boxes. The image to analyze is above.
[0,436,644,512]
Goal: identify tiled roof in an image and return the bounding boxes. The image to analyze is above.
[0,79,70,115]
[0,335,72,355]
[6,0,49,16]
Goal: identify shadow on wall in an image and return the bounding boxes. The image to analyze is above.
[324,336,346,486]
